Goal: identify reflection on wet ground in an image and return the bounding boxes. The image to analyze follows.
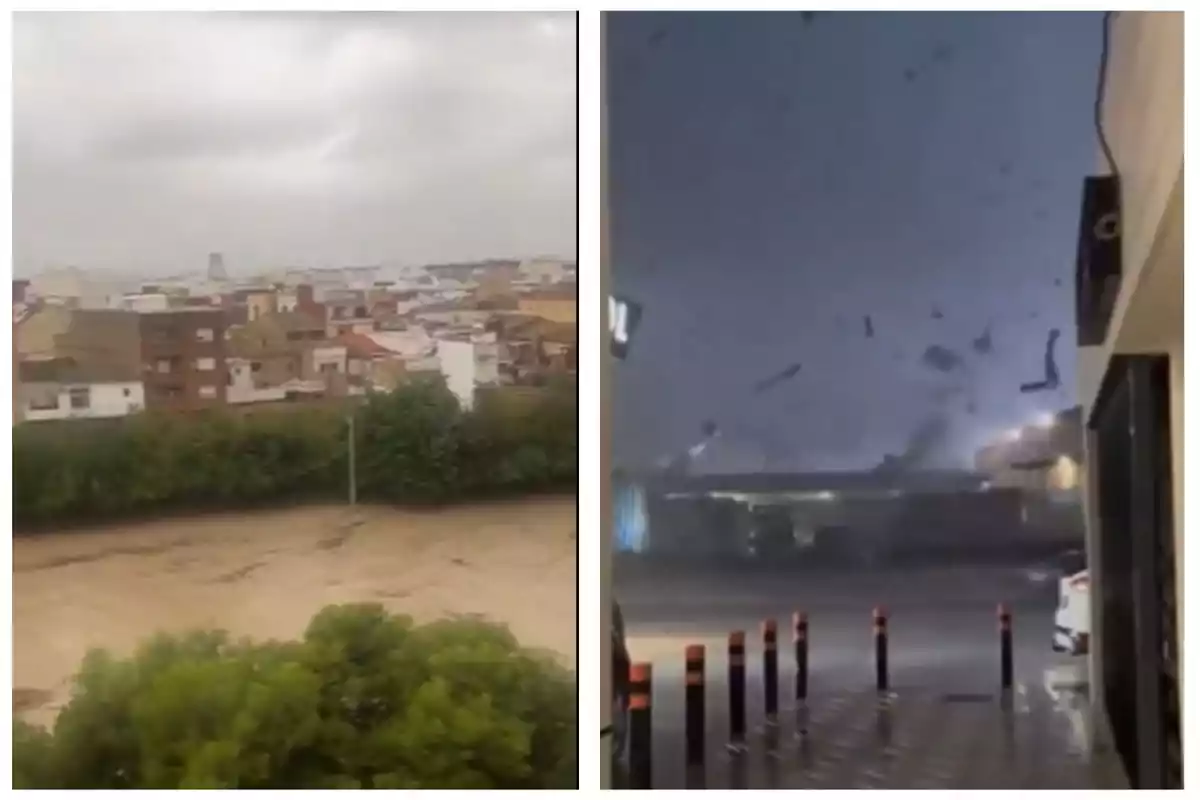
[620,564,1127,789]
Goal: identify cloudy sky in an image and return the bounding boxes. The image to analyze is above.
[609,12,1102,472]
[14,12,576,276]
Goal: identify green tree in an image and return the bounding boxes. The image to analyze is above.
[13,380,576,529]
[14,605,577,790]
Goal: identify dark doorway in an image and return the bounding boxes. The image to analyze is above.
[1088,354,1180,789]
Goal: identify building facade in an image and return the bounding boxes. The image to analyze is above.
[1074,11,1182,790]
[20,377,144,421]
[517,287,577,324]
[139,309,229,410]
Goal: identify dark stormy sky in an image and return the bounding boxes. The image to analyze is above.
[608,11,1103,473]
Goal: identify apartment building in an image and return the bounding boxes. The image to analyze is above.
[226,309,351,403]
[140,308,228,410]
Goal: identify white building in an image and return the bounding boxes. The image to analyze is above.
[20,380,144,421]
[435,336,501,410]
[277,291,298,313]
[115,293,171,313]
[225,357,329,404]
[311,345,348,376]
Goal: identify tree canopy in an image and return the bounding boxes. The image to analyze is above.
[14,604,577,790]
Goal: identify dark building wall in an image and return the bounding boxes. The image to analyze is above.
[139,310,228,411]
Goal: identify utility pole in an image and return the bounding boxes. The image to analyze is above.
[347,410,357,507]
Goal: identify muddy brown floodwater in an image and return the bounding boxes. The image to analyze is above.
[13,497,577,727]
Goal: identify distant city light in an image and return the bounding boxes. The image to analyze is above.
[815,490,836,501]
[1033,411,1056,429]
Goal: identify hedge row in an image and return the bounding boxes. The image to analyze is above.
[14,604,577,789]
[13,378,577,530]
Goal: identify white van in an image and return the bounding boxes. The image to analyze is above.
[1053,569,1090,655]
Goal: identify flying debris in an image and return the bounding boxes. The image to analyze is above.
[931,305,945,320]
[931,42,955,63]
[1019,328,1062,394]
[1053,278,1063,287]
[863,314,875,338]
[657,421,721,477]
[966,400,978,415]
[800,11,818,24]
[971,325,993,355]
[920,344,964,373]
[753,362,803,394]
[648,28,667,47]
[904,68,918,83]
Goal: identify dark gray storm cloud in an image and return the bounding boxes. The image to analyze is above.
[608,11,1101,472]
[14,11,576,274]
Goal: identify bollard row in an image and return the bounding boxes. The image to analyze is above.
[626,604,1015,786]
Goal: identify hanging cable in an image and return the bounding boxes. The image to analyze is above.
[1095,11,1120,183]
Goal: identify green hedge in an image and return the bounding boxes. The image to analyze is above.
[13,604,577,789]
[13,378,577,530]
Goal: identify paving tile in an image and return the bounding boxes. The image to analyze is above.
[647,681,1129,789]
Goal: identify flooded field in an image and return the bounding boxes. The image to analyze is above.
[13,498,577,726]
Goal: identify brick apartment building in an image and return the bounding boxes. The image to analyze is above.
[139,308,228,410]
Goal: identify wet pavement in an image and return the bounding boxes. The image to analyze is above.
[619,564,1129,789]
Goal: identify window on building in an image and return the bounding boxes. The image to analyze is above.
[251,361,262,373]
[196,328,214,342]
[123,387,132,397]
[195,357,216,371]
[198,385,218,399]
[157,359,173,373]
[68,387,91,409]
[321,363,337,374]
[28,393,60,411]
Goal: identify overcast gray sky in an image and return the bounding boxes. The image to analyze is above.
[14,11,576,276]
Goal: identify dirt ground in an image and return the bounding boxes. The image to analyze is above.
[13,498,577,727]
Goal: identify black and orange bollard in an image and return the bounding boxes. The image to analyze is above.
[629,662,653,789]
[684,644,706,767]
[727,630,747,749]
[762,619,779,722]
[873,606,889,693]
[998,603,1014,691]
[793,611,809,704]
